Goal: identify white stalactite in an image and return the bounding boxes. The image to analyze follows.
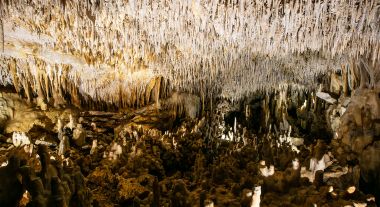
[0,0,378,104]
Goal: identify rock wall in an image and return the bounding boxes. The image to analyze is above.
[329,88,380,204]
[0,92,13,132]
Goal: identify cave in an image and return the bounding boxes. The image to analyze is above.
[0,1,380,207]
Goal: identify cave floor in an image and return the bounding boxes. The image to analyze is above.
[0,100,377,207]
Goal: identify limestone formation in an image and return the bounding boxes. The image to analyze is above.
[72,124,86,147]
[0,1,379,206]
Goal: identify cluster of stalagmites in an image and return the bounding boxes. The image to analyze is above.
[1,114,375,207]
[0,145,91,207]
[1,68,380,206]
[84,116,375,207]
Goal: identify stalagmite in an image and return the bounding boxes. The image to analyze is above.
[353,202,367,207]
[72,124,86,147]
[58,136,69,157]
[233,117,237,133]
[205,200,214,207]
[0,161,8,167]
[12,132,30,147]
[259,160,275,177]
[0,1,378,207]
[57,118,63,141]
[90,139,97,155]
[292,158,300,170]
[347,186,356,194]
[65,114,75,130]
[251,186,261,207]
[309,157,327,174]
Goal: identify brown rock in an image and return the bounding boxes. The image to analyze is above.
[116,176,152,205]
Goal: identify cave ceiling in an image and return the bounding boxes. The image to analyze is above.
[0,0,379,106]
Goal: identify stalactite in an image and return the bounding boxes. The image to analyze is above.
[8,59,20,93]
[360,58,376,89]
[341,64,349,97]
[358,61,369,89]
[0,0,378,107]
[22,78,32,103]
[154,76,161,107]
[0,18,3,53]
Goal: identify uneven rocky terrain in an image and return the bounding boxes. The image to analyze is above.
[0,82,379,207]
